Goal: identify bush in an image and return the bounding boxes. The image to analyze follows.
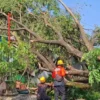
[67,87,100,100]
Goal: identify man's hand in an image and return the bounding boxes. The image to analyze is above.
[50,82,54,87]
[30,40,34,42]
[66,71,69,74]
[30,40,36,43]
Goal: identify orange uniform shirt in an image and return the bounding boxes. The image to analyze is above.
[52,66,66,78]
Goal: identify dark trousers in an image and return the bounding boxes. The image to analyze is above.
[37,94,51,100]
[54,86,66,100]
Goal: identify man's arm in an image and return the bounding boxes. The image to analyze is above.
[45,82,53,87]
[28,87,37,91]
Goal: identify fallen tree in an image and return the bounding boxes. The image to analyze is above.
[0,0,100,88]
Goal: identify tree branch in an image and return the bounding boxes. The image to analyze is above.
[0,11,83,58]
[0,27,25,31]
[30,39,60,44]
[19,4,22,23]
[0,11,41,39]
[58,0,93,51]
[30,38,83,58]
[61,40,83,57]
[41,12,63,40]
[38,62,50,72]
[32,50,53,71]
[90,30,100,45]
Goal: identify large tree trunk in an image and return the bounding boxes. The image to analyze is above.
[66,81,90,88]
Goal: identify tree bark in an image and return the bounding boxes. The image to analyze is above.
[61,40,83,57]
[70,76,88,82]
[68,70,89,77]
[66,81,90,88]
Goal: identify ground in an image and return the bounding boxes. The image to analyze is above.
[0,94,37,100]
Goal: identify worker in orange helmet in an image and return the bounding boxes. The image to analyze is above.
[52,60,67,100]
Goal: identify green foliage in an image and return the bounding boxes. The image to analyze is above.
[0,0,85,85]
[82,48,100,85]
[68,87,100,100]
[93,26,100,44]
[0,0,59,14]
[0,38,37,80]
[0,0,33,12]
[0,0,85,63]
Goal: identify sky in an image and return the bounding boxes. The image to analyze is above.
[61,0,100,35]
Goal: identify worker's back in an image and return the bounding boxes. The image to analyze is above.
[37,83,51,100]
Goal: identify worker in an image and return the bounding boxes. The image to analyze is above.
[29,76,52,100]
[52,60,67,100]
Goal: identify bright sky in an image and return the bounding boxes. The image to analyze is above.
[62,0,100,35]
